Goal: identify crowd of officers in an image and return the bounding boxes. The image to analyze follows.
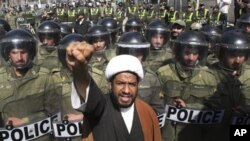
[0,0,249,141]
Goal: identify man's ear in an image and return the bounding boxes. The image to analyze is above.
[108,82,112,90]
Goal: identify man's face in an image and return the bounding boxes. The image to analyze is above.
[9,48,29,68]
[171,24,184,38]
[42,36,56,46]
[224,51,247,70]
[151,34,165,49]
[111,72,138,108]
[181,47,199,67]
[92,39,106,51]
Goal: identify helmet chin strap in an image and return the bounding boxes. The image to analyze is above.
[11,60,33,71]
[219,62,241,76]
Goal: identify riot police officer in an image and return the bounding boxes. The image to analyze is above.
[55,33,84,141]
[183,5,195,27]
[125,17,143,33]
[89,2,101,25]
[104,2,114,18]
[195,3,210,26]
[157,31,217,141]
[0,19,11,32]
[86,25,112,93]
[205,31,250,141]
[126,0,138,18]
[168,6,179,25]
[59,23,72,38]
[209,5,226,30]
[116,31,164,114]
[200,25,222,66]
[145,20,172,72]
[98,17,119,46]
[0,29,61,141]
[35,21,61,70]
[236,13,250,38]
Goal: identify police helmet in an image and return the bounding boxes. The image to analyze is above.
[86,25,110,47]
[217,31,250,62]
[58,33,84,67]
[237,13,250,28]
[117,32,150,61]
[0,19,11,32]
[200,25,222,48]
[45,4,49,8]
[0,26,6,39]
[118,2,123,7]
[173,31,208,65]
[38,21,61,45]
[0,29,37,69]
[98,17,119,44]
[59,23,72,38]
[146,20,171,49]
[125,17,143,32]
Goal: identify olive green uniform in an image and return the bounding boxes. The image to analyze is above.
[0,65,61,141]
[51,67,82,141]
[157,62,217,141]
[138,66,164,114]
[146,47,173,72]
[34,46,61,71]
[5,12,17,29]
[203,63,250,141]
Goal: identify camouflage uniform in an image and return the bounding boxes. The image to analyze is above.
[157,62,217,141]
[146,47,173,72]
[0,65,61,141]
[34,46,61,71]
[203,63,250,141]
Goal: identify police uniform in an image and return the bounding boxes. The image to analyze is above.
[203,63,250,141]
[5,11,17,29]
[157,62,217,141]
[195,7,210,25]
[56,7,67,22]
[0,65,61,141]
[146,47,173,72]
[146,8,156,24]
[89,6,100,24]
[168,10,179,24]
[104,6,114,18]
[183,10,195,27]
[51,67,82,141]
[34,46,61,71]
[138,66,164,114]
[202,31,250,141]
[67,7,77,23]
[158,8,168,24]
[127,5,138,18]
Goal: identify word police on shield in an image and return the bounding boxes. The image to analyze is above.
[53,120,83,138]
[165,105,224,124]
[0,113,60,141]
[157,113,167,128]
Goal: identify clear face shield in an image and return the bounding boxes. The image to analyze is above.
[3,41,35,69]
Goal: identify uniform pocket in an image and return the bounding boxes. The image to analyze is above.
[0,83,14,100]
[189,84,214,103]
[164,80,183,98]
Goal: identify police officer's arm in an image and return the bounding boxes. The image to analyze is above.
[66,41,94,101]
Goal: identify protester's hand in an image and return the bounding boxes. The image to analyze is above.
[173,98,186,108]
[5,117,27,127]
[66,41,94,72]
[64,113,84,122]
